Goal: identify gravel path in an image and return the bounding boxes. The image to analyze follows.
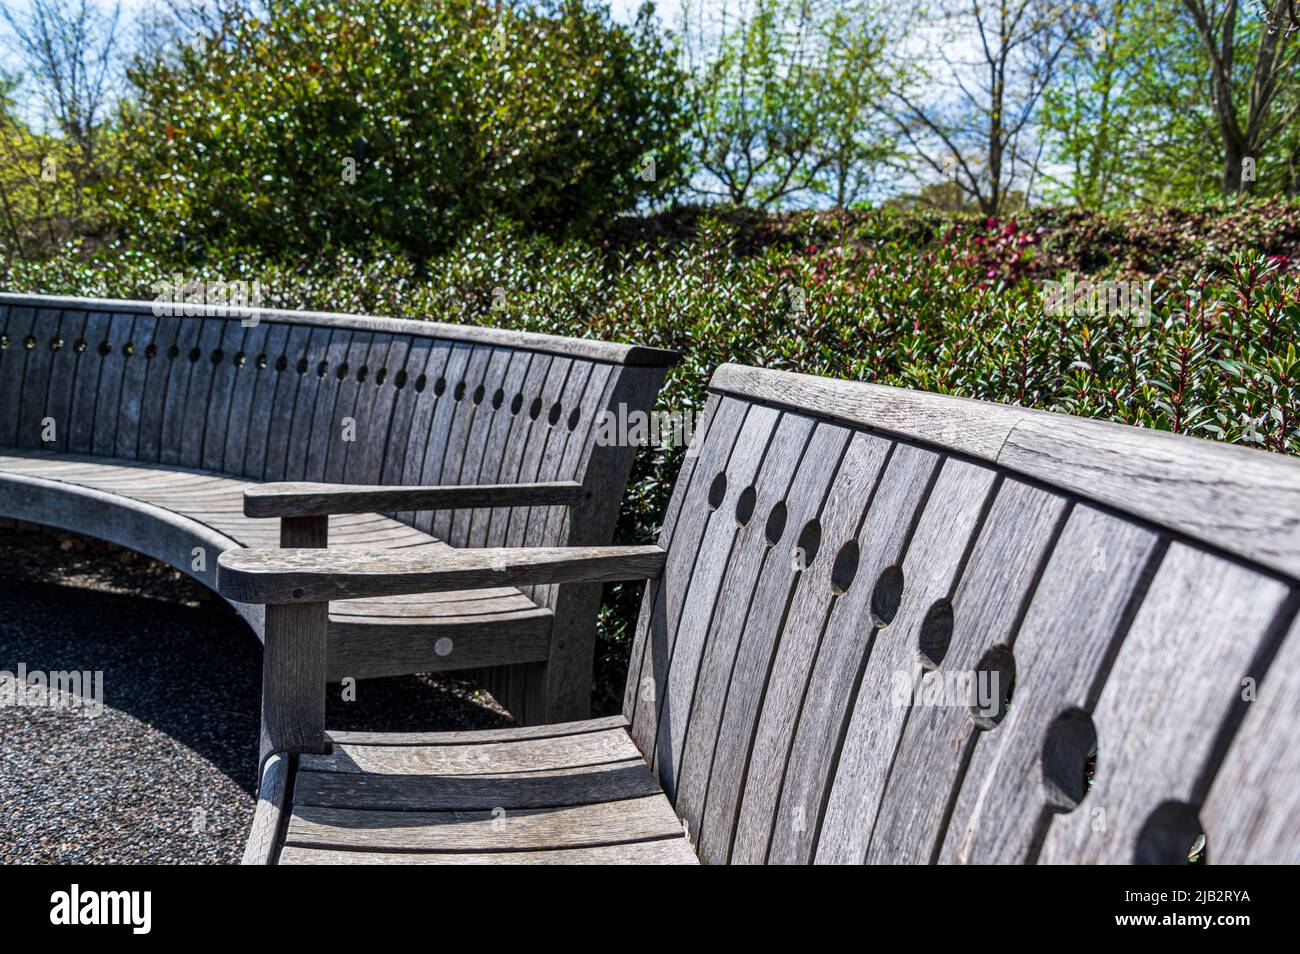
[0,526,512,864]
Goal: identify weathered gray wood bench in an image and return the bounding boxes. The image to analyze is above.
[0,292,677,723]
[222,362,1300,864]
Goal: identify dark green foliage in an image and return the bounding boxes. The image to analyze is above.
[109,0,686,260]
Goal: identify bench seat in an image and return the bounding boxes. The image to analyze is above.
[0,450,554,681]
[268,716,697,864]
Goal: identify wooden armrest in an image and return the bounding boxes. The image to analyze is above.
[217,545,666,604]
[243,480,585,518]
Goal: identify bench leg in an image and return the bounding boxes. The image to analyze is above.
[525,582,603,725]
[259,515,329,767]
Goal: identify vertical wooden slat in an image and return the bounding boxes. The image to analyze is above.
[938,505,1162,864]
[15,308,63,448]
[42,310,89,454]
[862,480,1069,865]
[814,458,999,864]
[695,421,850,864]
[673,411,819,840]
[1039,543,1291,864]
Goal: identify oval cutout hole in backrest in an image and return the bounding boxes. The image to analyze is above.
[707,472,727,511]
[1041,708,1097,812]
[871,565,904,625]
[969,644,1015,728]
[918,598,954,668]
[830,540,859,595]
[1135,802,1207,865]
[735,485,757,526]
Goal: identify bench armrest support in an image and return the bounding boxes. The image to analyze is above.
[244,481,586,518]
[218,545,666,604]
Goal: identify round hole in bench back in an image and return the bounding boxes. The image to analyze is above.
[707,472,727,510]
[1041,708,1097,812]
[296,357,309,375]
[830,540,859,595]
[211,348,224,365]
[292,588,304,600]
[492,388,505,409]
[918,598,954,667]
[795,519,821,570]
[166,343,178,359]
[375,367,387,385]
[146,343,158,359]
[736,485,757,526]
[188,346,201,362]
[99,341,113,356]
[233,352,246,367]
[124,342,135,357]
[969,644,1015,729]
[256,353,268,369]
[765,501,788,544]
[24,335,36,349]
[1135,802,1207,864]
[567,406,581,430]
[433,376,445,396]
[315,359,328,378]
[394,369,407,389]
[415,374,427,392]
[335,362,349,380]
[548,402,563,426]
[510,393,523,414]
[356,365,368,383]
[871,566,904,626]
[0,334,8,349]
[472,383,485,404]
[50,337,63,351]
[454,380,466,400]
[529,397,543,420]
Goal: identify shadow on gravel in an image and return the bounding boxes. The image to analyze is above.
[0,526,512,863]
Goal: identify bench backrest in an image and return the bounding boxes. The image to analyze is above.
[626,363,1300,865]
[0,294,676,608]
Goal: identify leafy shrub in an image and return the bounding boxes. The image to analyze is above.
[109,0,686,260]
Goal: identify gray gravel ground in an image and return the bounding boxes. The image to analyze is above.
[0,526,512,864]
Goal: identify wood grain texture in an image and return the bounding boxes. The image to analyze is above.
[815,458,998,864]
[672,411,819,838]
[1039,543,1292,864]
[286,795,686,852]
[1200,610,1300,864]
[217,544,666,604]
[243,480,584,517]
[301,728,639,775]
[278,839,697,865]
[627,396,749,753]
[765,441,939,864]
[729,428,892,863]
[937,506,1160,864]
[695,421,850,863]
[650,401,781,795]
[0,293,681,367]
[864,479,1068,864]
[712,362,1300,580]
[241,753,289,866]
[293,759,665,812]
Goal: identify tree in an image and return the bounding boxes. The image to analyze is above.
[890,0,1078,215]
[0,0,121,229]
[1181,0,1300,193]
[680,0,899,208]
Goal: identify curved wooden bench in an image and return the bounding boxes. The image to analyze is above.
[222,362,1300,864]
[0,293,677,723]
